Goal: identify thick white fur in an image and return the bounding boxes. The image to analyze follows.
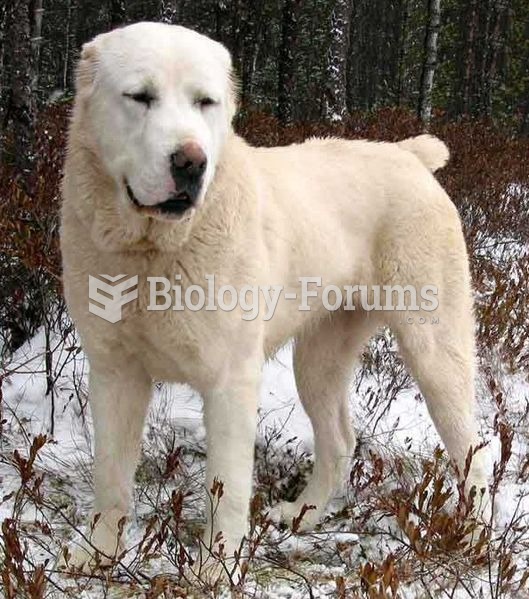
[60,23,489,570]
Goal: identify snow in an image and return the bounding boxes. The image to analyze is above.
[1,325,529,596]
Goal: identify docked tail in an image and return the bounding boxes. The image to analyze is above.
[397,134,450,173]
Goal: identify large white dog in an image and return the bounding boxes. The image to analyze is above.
[60,22,489,571]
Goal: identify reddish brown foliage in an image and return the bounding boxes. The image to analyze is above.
[1,105,528,366]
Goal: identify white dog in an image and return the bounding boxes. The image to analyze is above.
[60,22,489,572]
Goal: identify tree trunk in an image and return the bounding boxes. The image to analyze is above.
[483,0,509,117]
[228,0,254,106]
[0,0,10,138]
[30,0,44,97]
[238,1,264,106]
[0,1,7,61]
[323,0,352,122]
[460,0,478,116]
[355,0,371,110]
[345,0,358,111]
[418,0,441,125]
[160,0,180,25]
[277,0,302,123]
[63,0,78,91]
[475,0,493,114]
[389,0,407,107]
[229,0,246,91]
[520,58,529,136]
[242,1,266,103]
[215,1,227,41]
[2,0,35,174]
[110,0,127,27]
[521,98,529,136]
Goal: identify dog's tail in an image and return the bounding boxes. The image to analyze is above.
[397,134,450,173]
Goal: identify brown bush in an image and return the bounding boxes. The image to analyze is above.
[2,104,527,367]
[0,104,67,354]
[1,105,527,597]
[1,103,528,592]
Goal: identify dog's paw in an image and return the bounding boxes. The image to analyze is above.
[184,558,241,589]
[268,500,320,532]
[57,510,126,574]
[57,538,121,574]
[57,544,108,574]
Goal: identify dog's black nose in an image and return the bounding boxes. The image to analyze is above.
[170,142,207,184]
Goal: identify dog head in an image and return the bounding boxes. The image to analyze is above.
[74,22,237,222]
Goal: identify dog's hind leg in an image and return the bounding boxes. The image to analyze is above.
[273,310,380,530]
[390,291,490,520]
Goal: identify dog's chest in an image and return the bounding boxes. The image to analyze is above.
[118,287,243,387]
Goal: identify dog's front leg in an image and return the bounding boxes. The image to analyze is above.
[62,355,152,569]
[201,372,259,568]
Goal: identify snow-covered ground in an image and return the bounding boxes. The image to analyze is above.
[1,325,529,597]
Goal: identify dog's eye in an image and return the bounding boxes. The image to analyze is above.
[197,97,217,109]
[124,91,155,107]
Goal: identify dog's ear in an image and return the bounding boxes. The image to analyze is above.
[75,40,99,94]
[216,43,239,123]
[226,71,240,124]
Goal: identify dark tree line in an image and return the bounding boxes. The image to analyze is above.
[0,1,528,361]
[0,0,528,166]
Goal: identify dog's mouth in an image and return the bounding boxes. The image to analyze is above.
[125,181,196,219]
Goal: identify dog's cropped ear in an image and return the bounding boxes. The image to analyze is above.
[75,41,99,94]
